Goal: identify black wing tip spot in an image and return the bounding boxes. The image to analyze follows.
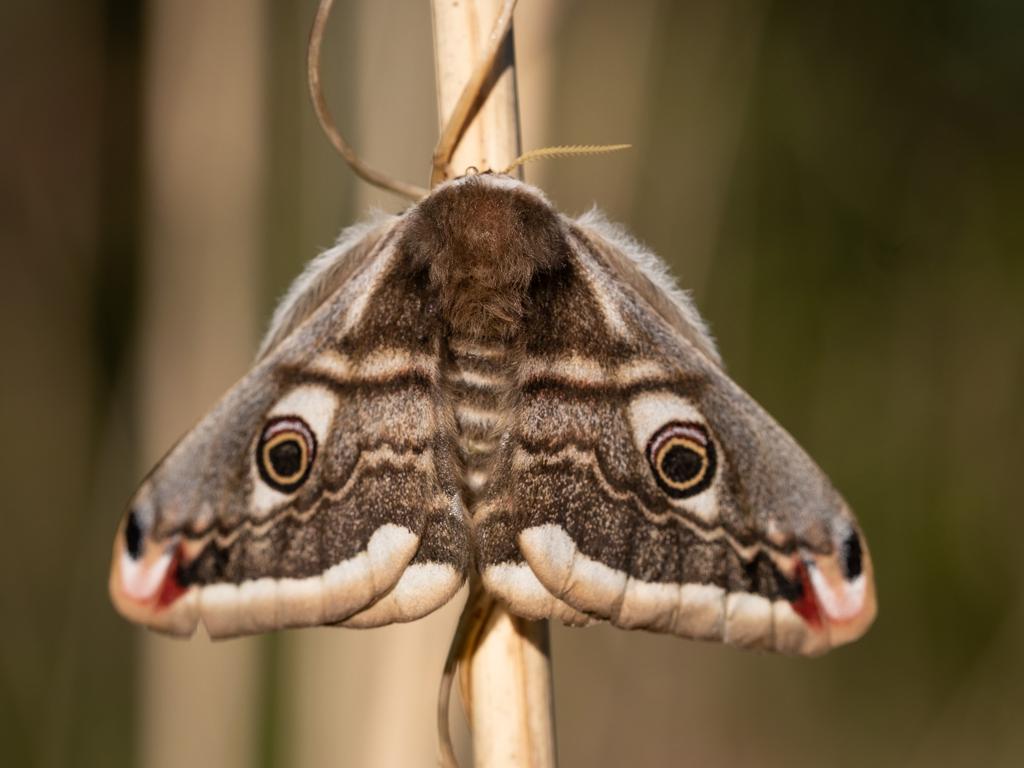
[841,529,863,580]
[125,509,143,560]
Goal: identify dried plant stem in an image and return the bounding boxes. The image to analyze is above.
[462,597,556,767]
[430,2,557,767]
[431,0,523,184]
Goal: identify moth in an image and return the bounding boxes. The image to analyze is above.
[110,172,876,655]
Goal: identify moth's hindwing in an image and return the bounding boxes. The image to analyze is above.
[478,208,876,656]
[110,222,469,638]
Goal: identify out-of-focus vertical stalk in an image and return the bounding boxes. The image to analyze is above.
[431,2,558,766]
[282,3,459,768]
[139,3,266,767]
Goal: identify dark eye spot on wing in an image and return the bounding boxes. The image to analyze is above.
[269,440,302,477]
[257,416,317,493]
[647,421,717,499]
[662,444,704,483]
[841,529,863,580]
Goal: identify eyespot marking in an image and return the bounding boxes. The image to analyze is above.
[256,416,316,493]
[647,421,717,499]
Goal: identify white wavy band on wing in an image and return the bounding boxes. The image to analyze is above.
[196,523,419,638]
[342,561,465,627]
[518,523,833,655]
[482,561,591,627]
[111,523,420,639]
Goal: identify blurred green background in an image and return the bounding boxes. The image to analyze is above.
[3,1,1023,766]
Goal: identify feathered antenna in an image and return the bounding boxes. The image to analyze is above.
[501,143,632,175]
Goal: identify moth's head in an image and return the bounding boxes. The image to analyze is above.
[109,369,341,635]
[626,385,876,652]
[402,173,570,339]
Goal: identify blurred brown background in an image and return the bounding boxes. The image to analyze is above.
[2,0,1023,766]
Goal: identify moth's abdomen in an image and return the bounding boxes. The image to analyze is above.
[402,176,576,503]
[444,333,515,502]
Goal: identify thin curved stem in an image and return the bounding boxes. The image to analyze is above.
[430,0,518,186]
[438,583,493,768]
[308,0,429,200]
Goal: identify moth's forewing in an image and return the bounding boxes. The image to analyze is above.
[110,222,468,638]
[468,180,875,655]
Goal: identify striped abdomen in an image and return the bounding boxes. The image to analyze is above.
[444,334,514,505]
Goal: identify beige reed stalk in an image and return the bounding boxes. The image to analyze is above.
[139,3,265,767]
[430,1,558,766]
